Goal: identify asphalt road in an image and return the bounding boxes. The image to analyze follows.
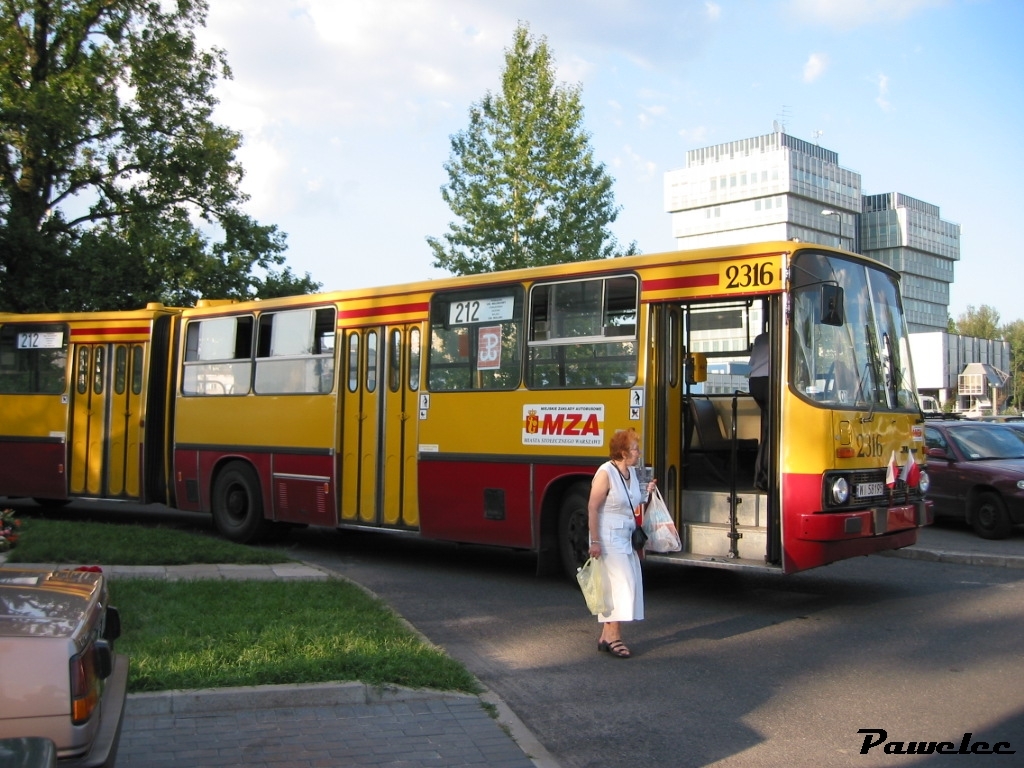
[269,526,1024,768]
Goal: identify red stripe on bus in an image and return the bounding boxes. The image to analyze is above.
[337,302,430,321]
[70,326,151,337]
[642,274,720,292]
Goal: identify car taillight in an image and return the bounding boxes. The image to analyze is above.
[69,639,112,724]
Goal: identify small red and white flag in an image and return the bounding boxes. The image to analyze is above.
[885,451,898,488]
[900,458,921,487]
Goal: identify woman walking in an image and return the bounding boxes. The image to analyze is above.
[587,428,654,658]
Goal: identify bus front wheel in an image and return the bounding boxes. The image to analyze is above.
[558,484,591,579]
[212,461,269,544]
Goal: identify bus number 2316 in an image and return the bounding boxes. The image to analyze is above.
[725,262,774,290]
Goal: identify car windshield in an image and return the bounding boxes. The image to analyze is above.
[949,425,1024,460]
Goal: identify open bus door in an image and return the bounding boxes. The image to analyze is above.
[648,299,782,570]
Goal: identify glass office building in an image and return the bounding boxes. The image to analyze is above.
[664,130,960,333]
[860,193,960,332]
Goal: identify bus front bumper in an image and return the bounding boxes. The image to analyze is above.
[798,500,932,542]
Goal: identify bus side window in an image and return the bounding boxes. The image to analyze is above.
[526,275,638,389]
[427,288,523,391]
[408,328,421,391]
[389,329,401,393]
[182,316,253,396]
[254,307,335,394]
[0,323,68,394]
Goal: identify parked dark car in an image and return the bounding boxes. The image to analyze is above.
[924,420,1024,539]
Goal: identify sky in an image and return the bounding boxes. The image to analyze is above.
[197,0,1024,325]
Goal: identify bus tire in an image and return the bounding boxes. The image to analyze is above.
[970,491,1012,540]
[212,461,269,543]
[558,484,591,580]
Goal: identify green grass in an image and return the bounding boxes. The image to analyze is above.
[3,511,481,695]
[114,579,480,695]
[5,517,291,565]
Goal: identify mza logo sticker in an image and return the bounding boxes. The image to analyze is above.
[523,404,604,446]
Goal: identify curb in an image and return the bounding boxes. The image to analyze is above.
[881,547,1024,568]
[127,681,475,716]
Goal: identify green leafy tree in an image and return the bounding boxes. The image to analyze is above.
[428,22,635,276]
[954,305,1002,340]
[1003,319,1024,412]
[0,0,318,313]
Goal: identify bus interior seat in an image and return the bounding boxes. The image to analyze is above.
[688,397,758,453]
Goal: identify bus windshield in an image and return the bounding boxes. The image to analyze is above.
[790,250,917,412]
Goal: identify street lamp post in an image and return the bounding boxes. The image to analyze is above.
[821,208,844,250]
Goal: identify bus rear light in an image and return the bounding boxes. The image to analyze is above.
[836,446,856,459]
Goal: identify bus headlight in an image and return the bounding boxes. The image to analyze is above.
[830,476,850,505]
[919,470,930,494]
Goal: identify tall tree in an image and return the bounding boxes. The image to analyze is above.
[953,305,1002,339]
[428,23,635,276]
[0,0,318,313]
[1003,319,1024,411]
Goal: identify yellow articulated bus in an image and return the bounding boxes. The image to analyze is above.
[0,241,931,575]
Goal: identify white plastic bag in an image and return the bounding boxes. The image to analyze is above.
[643,487,682,552]
[576,557,612,615]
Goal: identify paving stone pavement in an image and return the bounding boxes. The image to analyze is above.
[119,683,544,768]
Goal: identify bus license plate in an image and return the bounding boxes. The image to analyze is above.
[857,482,885,498]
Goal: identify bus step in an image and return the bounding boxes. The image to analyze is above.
[684,521,767,561]
[679,489,765,528]
[647,550,778,573]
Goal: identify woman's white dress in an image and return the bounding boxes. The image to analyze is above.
[596,462,644,623]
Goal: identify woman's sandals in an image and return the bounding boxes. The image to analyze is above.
[598,639,631,658]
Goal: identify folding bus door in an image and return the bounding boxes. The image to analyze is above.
[381,325,421,528]
[69,342,145,499]
[649,304,685,520]
[340,325,422,529]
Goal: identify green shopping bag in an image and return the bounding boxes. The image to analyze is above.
[576,557,612,615]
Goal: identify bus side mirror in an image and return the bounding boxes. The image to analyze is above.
[686,352,707,384]
[820,284,845,326]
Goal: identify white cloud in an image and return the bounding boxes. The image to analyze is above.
[787,0,950,29]
[802,52,828,83]
[704,2,722,22]
[875,73,892,111]
[622,145,658,179]
[678,126,709,144]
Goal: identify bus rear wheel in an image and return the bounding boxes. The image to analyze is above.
[212,461,269,544]
[558,484,591,579]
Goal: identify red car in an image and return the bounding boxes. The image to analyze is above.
[924,420,1024,539]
